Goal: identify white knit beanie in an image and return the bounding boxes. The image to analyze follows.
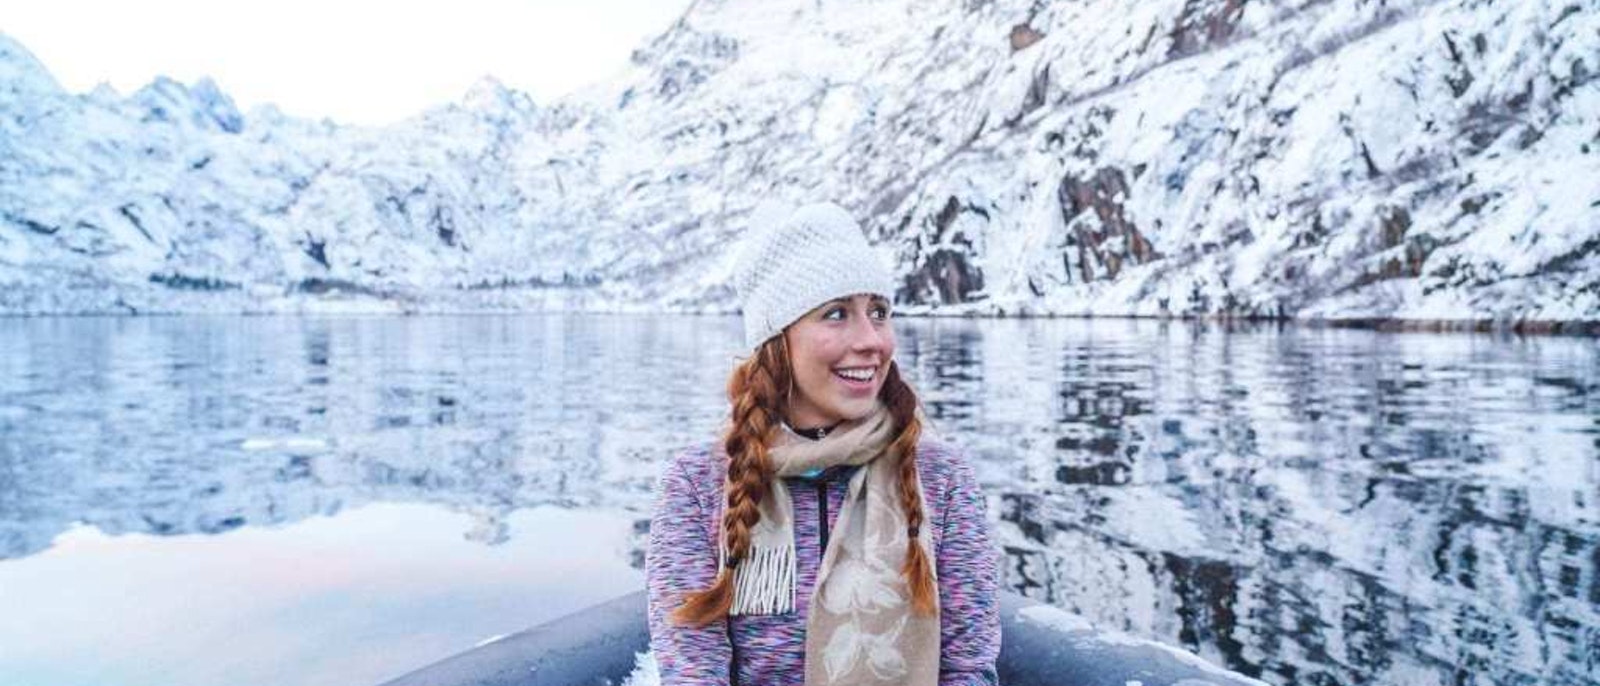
[732,202,897,350]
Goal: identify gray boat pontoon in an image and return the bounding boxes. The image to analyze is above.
[379,590,1266,686]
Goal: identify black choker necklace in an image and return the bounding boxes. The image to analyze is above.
[790,423,840,440]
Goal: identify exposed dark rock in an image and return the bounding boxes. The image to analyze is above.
[1007,63,1051,126]
[1442,30,1475,98]
[5,212,59,235]
[1167,0,1246,60]
[1539,235,1600,274]
[1359,141,1382,179]
[1516,126,1544,150]
[301,233,329,269]
[1460,99,1524,153]
[1057,167,1158,281]
[1554,3,1583,26]
[461,273,602,290]
[294,277,385,298]
[901,248,984,305]
[1553,57,1591,101]
[1355,206,1436,285]
[118,204,155,243]
[933,196,962,242]
[1010,23,1045,51]
[898,196,988,305]
[432,206,457,248]
[148,272,241,291]
[1379,206,1410,250]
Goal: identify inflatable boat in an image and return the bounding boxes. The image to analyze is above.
[378,590,1266,686]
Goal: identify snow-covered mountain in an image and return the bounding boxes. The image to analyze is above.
[2,0,1596,323]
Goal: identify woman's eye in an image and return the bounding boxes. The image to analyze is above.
[823,308,846,320]
[871,306,889,320]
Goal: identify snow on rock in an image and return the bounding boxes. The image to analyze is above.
[0,0,1595,323]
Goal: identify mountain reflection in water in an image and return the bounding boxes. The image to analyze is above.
[0,315,1594,686]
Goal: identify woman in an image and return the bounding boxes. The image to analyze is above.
[646,202,1000,686]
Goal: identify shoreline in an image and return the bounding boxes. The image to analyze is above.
[3,305,1596,337]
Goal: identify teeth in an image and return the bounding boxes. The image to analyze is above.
[835,368,874,382]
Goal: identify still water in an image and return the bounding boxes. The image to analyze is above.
[0,315,1594,686]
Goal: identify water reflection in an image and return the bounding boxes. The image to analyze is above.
[0,315,737,562]
[0,315,1595,686]
[0,504,641,686]
[920,319,1599,686]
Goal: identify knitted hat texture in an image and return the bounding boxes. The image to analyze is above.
[732,202,896,350]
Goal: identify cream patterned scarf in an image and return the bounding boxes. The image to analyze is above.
[722,403,940,686]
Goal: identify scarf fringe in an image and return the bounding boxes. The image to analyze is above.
[729,544,796,616]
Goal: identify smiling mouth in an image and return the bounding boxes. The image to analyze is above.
[833,366,877,383]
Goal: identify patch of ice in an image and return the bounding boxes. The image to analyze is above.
[620,650,660,686]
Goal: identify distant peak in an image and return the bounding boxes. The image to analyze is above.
[131,73,245,134]
[466,74,511,97]
[0,32,65,95]
[461,75,536,116]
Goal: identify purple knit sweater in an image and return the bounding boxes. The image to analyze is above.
[646,437,1000,686]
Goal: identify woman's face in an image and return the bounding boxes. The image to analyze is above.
[782,293,896,429]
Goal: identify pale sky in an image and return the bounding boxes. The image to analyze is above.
[1,0,695,125]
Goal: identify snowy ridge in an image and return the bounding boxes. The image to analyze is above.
[0,0,1596,323]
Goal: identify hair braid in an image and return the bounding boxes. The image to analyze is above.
[881,360,937,615]
[672,337,790,626]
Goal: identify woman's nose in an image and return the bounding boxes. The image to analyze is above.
[846,315,889,352]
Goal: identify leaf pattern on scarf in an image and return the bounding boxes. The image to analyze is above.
[820,485,907,616]
[822,622,861,679]
[821,615,909,681]
[820,551,902,615]
[864,616,909,679]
